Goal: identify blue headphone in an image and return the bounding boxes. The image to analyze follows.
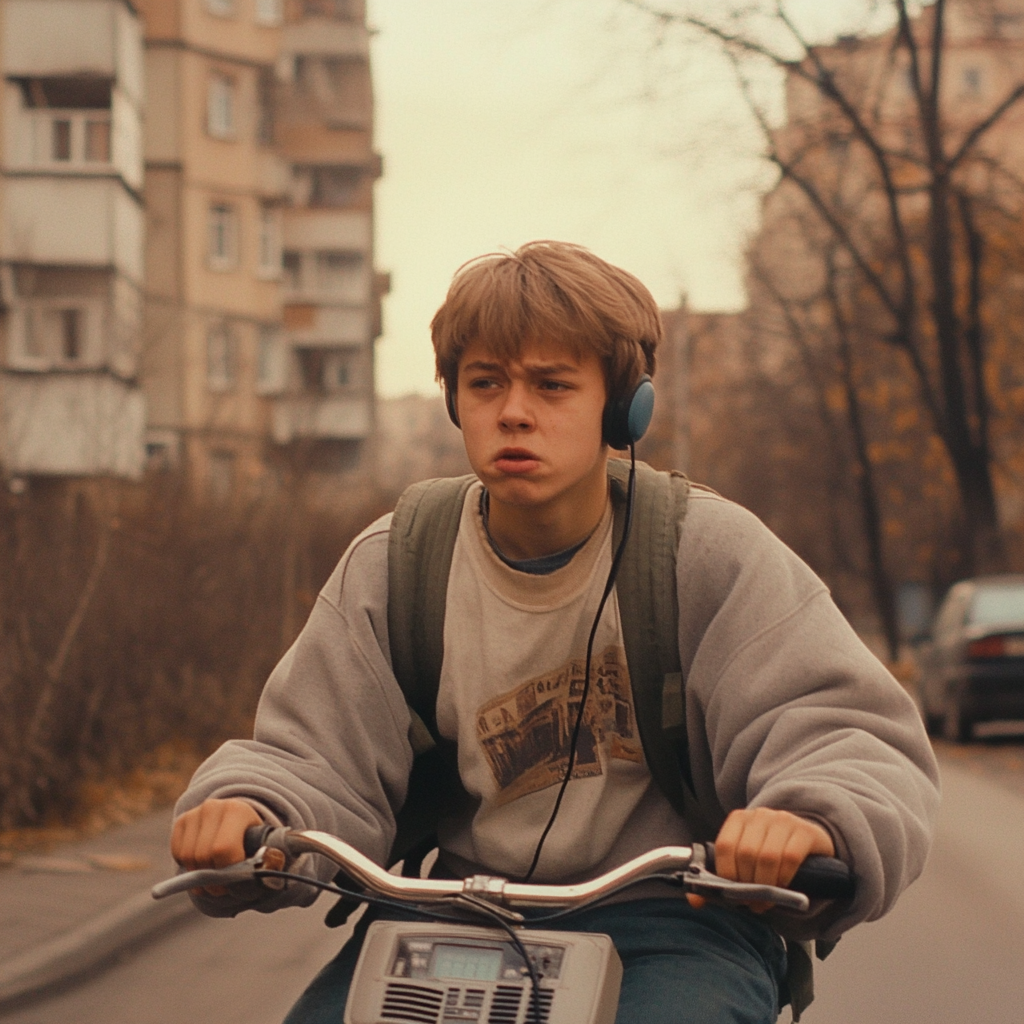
[445,373,655,449]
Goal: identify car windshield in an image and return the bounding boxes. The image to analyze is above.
[970,586,1024,627]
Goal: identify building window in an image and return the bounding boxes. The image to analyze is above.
[302,0,358,18]
[60,309,82,360]
[207,75,236,139]
[42,114,112,165]
[52,119,72,160]
[282,250,302,291]
[297,348,326,392]
[257,68,276,146]
[208,203,238,270]
[22,308,43,359]
[323,350,352,390]
[206,323,236,391]
[206,0,235,16]
[84,119,111,162]
[315,251,365,301]
[297,347,353,393]
[309,166,361,208]
[16,304,91,364]
[258,205,282,278]
[255,0,283,25]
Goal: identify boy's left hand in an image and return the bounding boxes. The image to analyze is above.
[688,807,836,913]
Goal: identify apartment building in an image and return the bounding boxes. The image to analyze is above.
[273,0,382,472]
[136,0,289,496]
[0,0,146,478]
[136,0,381,493]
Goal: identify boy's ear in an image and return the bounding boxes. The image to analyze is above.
[602,375,655,449]
[445,383,461,429]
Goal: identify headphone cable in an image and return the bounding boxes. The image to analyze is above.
[521,443,638,882]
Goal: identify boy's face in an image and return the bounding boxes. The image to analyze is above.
[455,336,609,515]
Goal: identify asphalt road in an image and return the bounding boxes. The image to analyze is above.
[8,740,1024,1024]
[2,903,353,1024]
[811,741,1024,1023]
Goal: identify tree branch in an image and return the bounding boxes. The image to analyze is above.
[949,82,1024,169]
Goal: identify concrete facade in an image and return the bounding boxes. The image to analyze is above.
[0,0,146,478]
[135,0,287,495]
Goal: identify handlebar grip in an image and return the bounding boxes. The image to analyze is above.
[703,844,855,900]
[789,855,856,900]
[243,823,276,858]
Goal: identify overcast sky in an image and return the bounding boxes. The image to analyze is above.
[365,0,883,397]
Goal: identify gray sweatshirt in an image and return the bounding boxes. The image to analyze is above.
[175,486,940,943]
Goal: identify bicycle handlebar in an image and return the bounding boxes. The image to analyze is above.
[152,825,855,913]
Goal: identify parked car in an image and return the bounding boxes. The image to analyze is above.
[917,575,1024,742]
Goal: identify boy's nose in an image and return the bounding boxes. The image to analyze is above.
[498,381,534,429]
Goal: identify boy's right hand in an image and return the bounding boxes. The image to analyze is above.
[171,798,263,897]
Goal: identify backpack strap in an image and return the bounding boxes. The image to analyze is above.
[606,460,710,835]
[378,474,476,874]
[388,473,477,745]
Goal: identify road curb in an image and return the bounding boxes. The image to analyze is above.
[0,889,196,1010]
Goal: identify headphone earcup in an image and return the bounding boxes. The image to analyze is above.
[445,384,461,428]
[602,374,655,449]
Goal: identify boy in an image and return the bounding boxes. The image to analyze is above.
[172,241,939,1024]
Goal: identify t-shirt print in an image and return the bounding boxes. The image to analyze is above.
[475,644,643,805]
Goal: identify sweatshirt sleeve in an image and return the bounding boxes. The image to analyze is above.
[173,513,415,917]
[676,490,940,942]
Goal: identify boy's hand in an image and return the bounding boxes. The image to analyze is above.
[171,798,263,897]
[688,807,835,913]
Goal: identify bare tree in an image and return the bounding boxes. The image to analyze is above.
[625,0,1024,573]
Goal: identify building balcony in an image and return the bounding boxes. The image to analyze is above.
[282,19,369,59]
[271,394,371,443]
[3,0,143,104]
[1,176,144,282]
[3,87,145,192]
[0,369,145,478]
[283,304,370,345]
[283,208,371,251]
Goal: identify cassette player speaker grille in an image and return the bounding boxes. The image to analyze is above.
[381,982,445,1024]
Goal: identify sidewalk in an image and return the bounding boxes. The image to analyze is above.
[0,807,196,1009]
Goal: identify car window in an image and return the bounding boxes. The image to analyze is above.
[969,586,1024,627]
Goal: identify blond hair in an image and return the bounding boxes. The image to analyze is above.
[431,241,660,401]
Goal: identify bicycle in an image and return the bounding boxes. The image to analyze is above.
[153,826,854,1024]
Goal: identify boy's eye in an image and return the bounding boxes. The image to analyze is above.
[539,380,570,391]
[469,377,499,390]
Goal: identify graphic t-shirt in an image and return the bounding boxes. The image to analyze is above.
[435,482,689,882]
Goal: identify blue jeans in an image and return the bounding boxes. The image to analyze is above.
[282,898,788,1024]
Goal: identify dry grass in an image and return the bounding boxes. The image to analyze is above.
[0,740,205,855]
[0,474,390,834]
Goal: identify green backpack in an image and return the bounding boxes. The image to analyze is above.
[383,458,714,866]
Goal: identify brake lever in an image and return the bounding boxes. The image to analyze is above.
[679,845,810,913]
[151,844,290,900]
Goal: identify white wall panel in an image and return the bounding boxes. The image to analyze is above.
[282,210,371,251]
[1,372,145,477]
[3,178,143,280]
[4,0,116,76]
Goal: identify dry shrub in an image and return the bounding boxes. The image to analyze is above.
[0,473,390,830]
